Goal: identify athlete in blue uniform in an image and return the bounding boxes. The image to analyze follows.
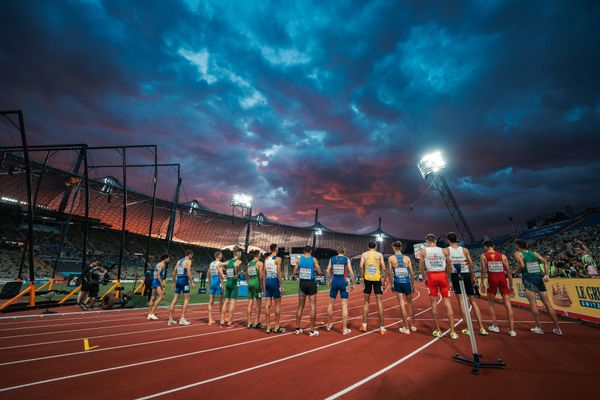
[326,247,355,335]
[263,243,286,334]
[208,251,227,325]
[387,241,416,334]
[167,250,195,326]
[147,254,170,320]
[294,246,322,337]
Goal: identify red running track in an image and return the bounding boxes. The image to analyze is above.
[0,283,598,400]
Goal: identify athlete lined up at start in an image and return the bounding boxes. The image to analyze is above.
[147,236,562,338]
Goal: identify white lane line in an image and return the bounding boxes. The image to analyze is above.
[0,291,417,391]
[135,290,427,400]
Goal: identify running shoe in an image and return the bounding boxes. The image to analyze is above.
[147,314,159,321]
[449,331,459,340]
[461,328,470,335]
[326,324,332,332]
[208,320,215,326]
[246,324,253,329]
[295,328,304,335]
[359,324,367,332]
[167,319,177,326]
[342,328,351,335]
[265,328,272,334]
[530,327,544,335]
[411,325,417,332]
[254,323,264,329]
[399,327,410,335]
[273,327,286,333]
[179,319,191,326]
[488,325,500,333]
[480,328,489,336]
[309,330,320,337]
[508,330,517,337]
[553,327,563,336]
[379,327,387,335]
[432,330,442,338]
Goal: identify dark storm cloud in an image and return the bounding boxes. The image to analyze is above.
[1,0,599,240]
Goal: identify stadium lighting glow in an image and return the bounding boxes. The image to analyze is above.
[376,234,383,242]
[231,193,253,209]
[417,151,446,179]
[315,228,323,236]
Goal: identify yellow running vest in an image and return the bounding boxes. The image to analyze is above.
[364,250,381,281]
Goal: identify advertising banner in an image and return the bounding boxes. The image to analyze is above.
[484,277,600,324]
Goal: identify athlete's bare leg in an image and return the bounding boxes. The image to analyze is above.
[327,297,335,329]
[430,296,441,332]
[406,294,415,330]
[487,294,498,327]
[220,298,230,325]
[396,292,410,331]
[443,298,455,333]
[362,293,371,326]
[149,287,164,315]
[181,293,190,321]
[341,299,349,331]
[227,299,236,326]
[265,297,272,329]
[538,291,560,329]
[274,298,282,329]
[375,294,384,327]
[296,294,306,328]
[525,290,542,328]
[502,294,515,332]
[309,294,317,331]
[208,295,215,324]
[168,294,180,321]
[247,299,254,326]
[255,298,262,325]
[468,295,485,330]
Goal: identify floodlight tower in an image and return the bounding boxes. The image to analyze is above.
[417,151,476,244]
[231,193,254,259]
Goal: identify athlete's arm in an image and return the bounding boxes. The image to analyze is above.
[347,259,355,287]
[419,251,426,283]
[480,254,488,290]
[502,255,514,290]
[464,248,476,282]
[276,257,284,293]
[326,259,332,282]
[514,252,525,273]
[314,258,322,276]
[171,265,176,289]
[186,260,195,288]
[443,248,452,276]
[359,254,365,281]
[534,252,550,280]
[379,253,387,286]
[387,256,396,290]
[258,261,265,291]
[406,256,415,286]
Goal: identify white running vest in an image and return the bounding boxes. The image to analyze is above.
[209,261,220,277]
[265,256,278,279]
[448,246,469,273]
[424,247,446,272]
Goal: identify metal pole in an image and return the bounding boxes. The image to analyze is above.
[117,147,127,280]
[82,146,89,271]
[312,208,318,252]
[18,150,51,278]
[244,206,252,264]
[144,148,158,274]
[166,176,182,256]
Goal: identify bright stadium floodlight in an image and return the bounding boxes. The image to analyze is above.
[231,193,253,209]
[376,234,383,242]
[417,151,446,179]
[315,228,323,236]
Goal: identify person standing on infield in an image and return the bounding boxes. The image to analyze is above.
[387,241,416,334]
[419,234,458,339]
[326,246,355,335]
[445,232,488,336]
[208,251,227,325]
[264,243,286,333]
[221,249,242,328]
[168,250,195,326]
[147,254,170,320]
[246,250,264,329]
[359,241,387,335]
[514,239,562,335]
[480,240,516,336]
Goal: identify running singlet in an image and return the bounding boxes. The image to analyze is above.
[226,260,237,281]
[521,250,541,276]
[209,261,220,279]
[175,258,189,283]
[393,254,410,284]
[153,263,166,280]
[330,255,348,278]
[364,250,381,281]
[298,256,315,281]
[247,260,259,278]
[448,246,469,273]
[484,251,505,274]
[424,247,446,272]
[265,256,278,279]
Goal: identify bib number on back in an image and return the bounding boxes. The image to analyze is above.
[366,265,378,276]
[526,261,540,274]
[488,261,503,273]
[266,265,277,278]
[299,268,312,280]
[332,264,345,275]
[226,268,234,278]
[248,266,257,276]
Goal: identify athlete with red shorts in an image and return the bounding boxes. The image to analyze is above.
[419,234,458,339]
[481,240,516,336]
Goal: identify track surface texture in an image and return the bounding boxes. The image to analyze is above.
[1,282,598,400]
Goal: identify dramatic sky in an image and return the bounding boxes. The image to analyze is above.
[1,0,600,239]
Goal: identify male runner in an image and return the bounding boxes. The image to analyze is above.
[263,243,286,333]
[514,239,562,335]
[220,249,242,328]
[480,240,516,336]
[294,246,323,336]
[445,232,488,336]
[147,254,170,320]
[326,246,355,335]
[208,251,227,325]
[387,241,416,334]
[168,250,195,326]
[246,250,264,329]
[359,241,387,334]
[419,234,458,339]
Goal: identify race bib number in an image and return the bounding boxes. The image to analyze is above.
[366,265,378,276]
[394,267,408,279]
[226,268,234,278]
[266,265,277,278]
[526,262,540,274]
[210,266,217,275]
[248,266,257,276]
[333,264,345,275]
[299,268,312,280]
[176,266,184,275]
[427,259,445,272]
[488,261,503,273]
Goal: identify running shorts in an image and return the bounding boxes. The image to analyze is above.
[451,272,475,295]
[522,274,546,292]
[299,280,317,296]
[427,271,451,298]
[363,279,383,295]
[487,274,510,296]
[330,277,348,299]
